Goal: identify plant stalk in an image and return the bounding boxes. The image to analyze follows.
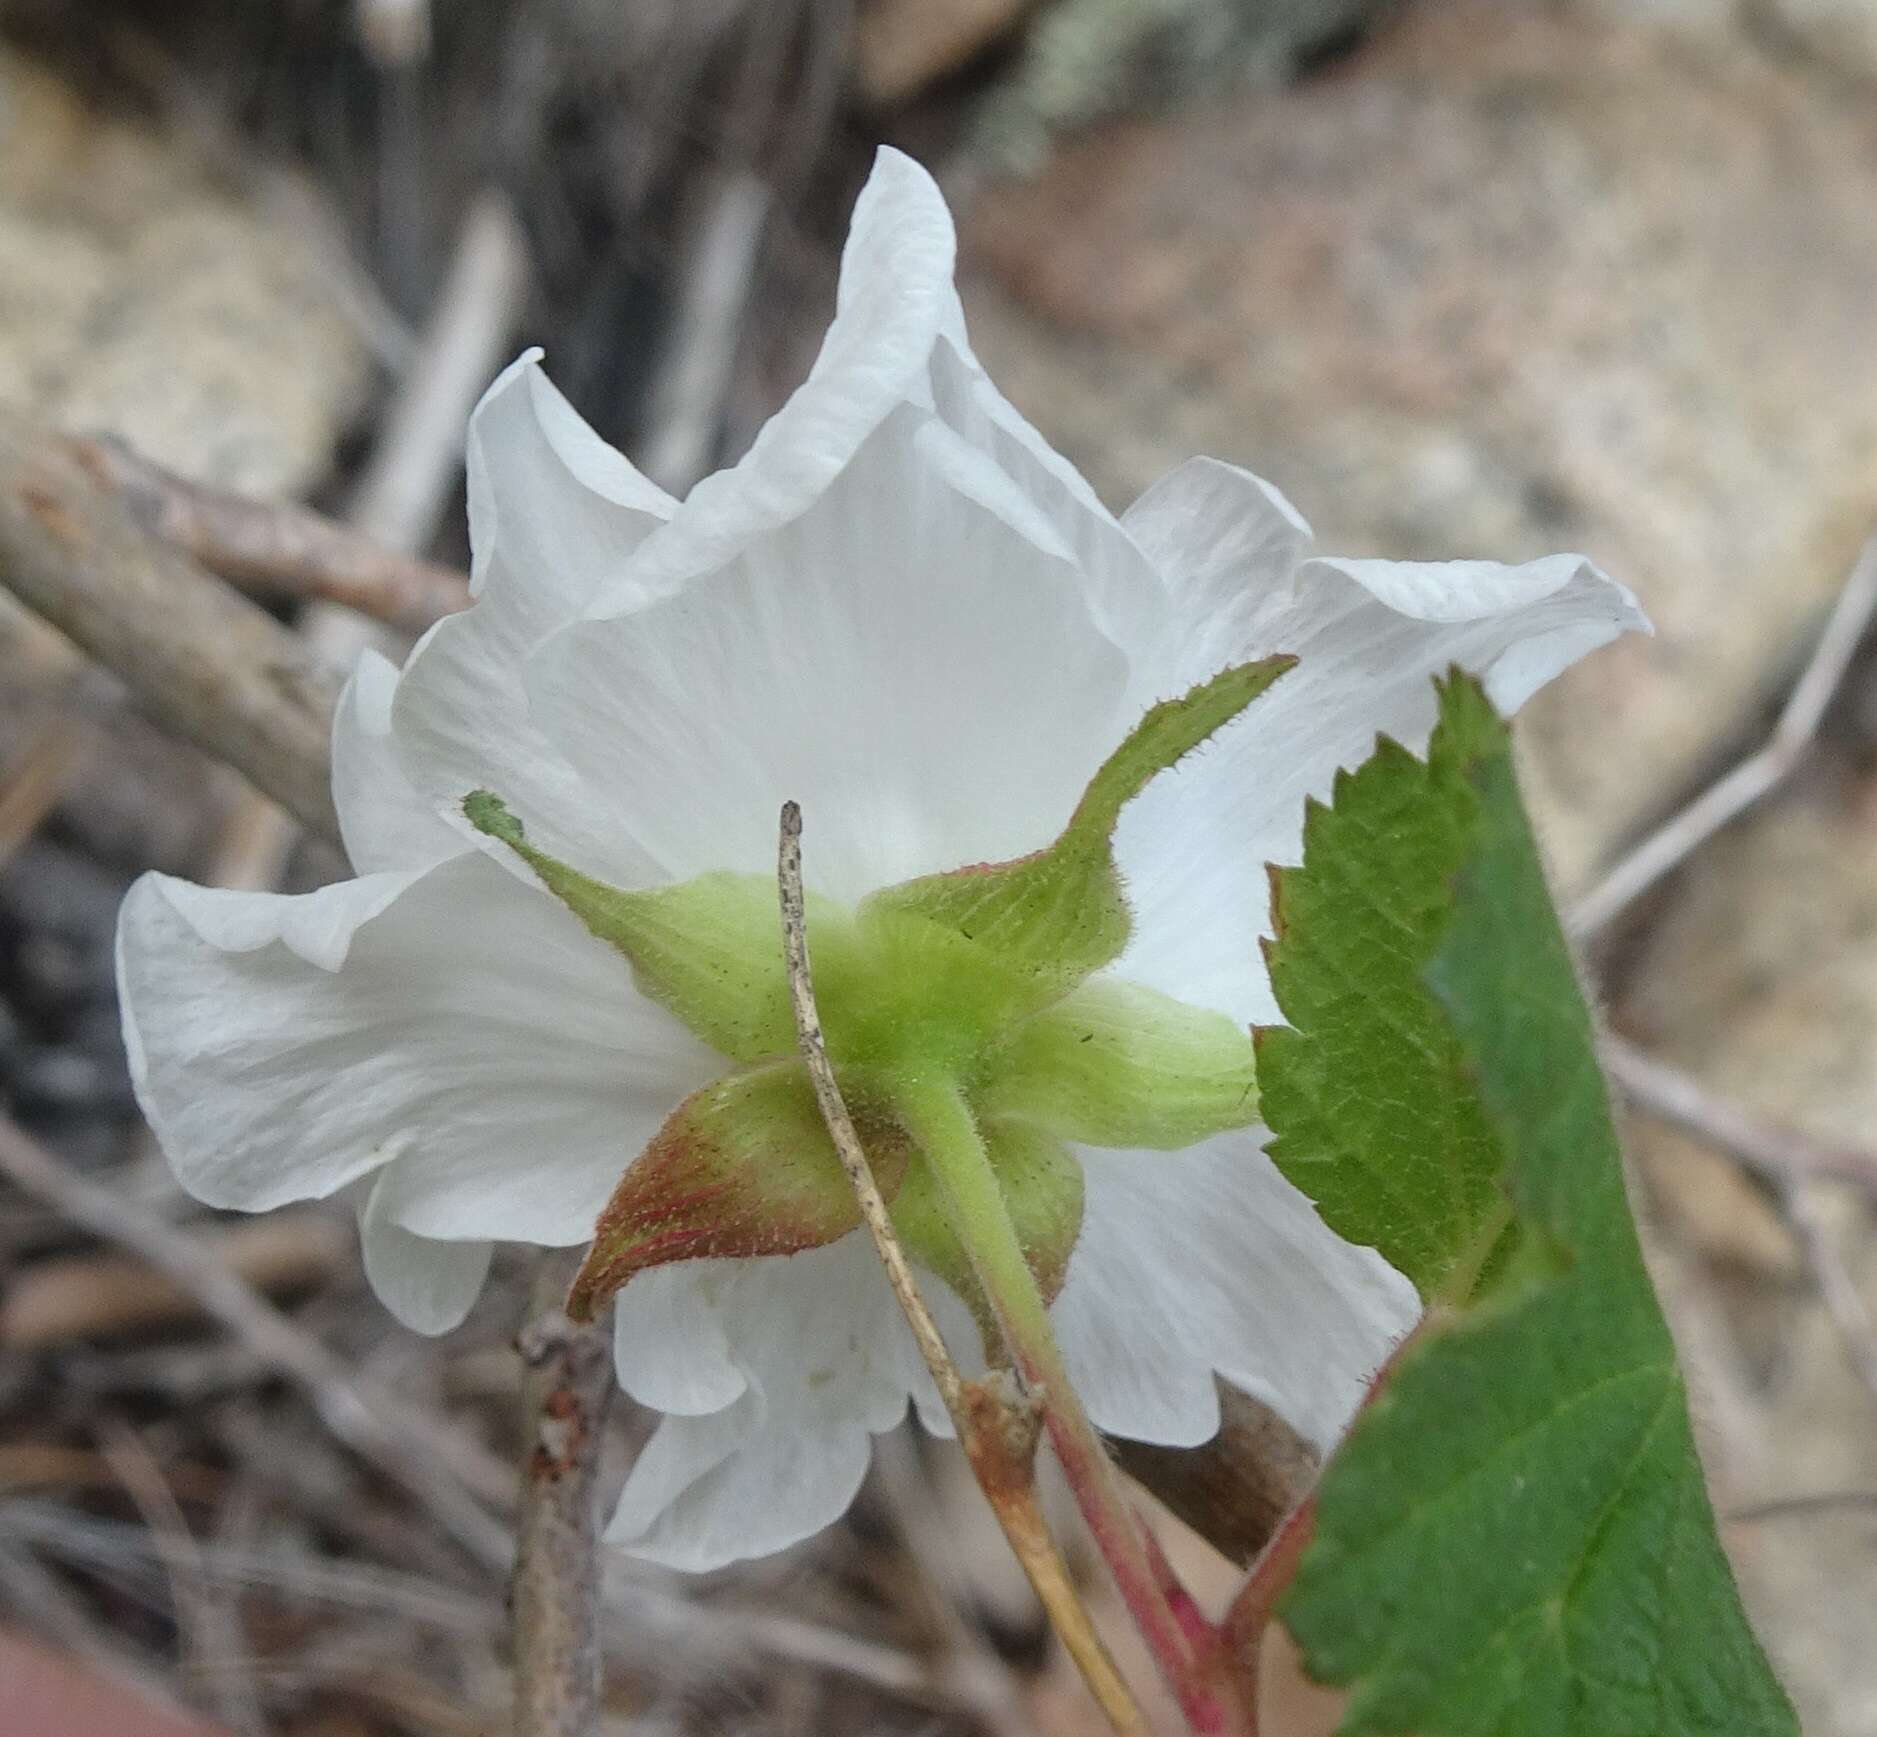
[778,803,1147,1734]
[894,1074,1242,1735]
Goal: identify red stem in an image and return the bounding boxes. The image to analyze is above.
[1217,1320,1435,1729]
[1020,1343,1240,1735]
[1139,1511,1220,1655]
[1218,1495,1318,1723]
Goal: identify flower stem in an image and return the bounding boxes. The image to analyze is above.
[778,803,1146,1735]
[893,1073,1240,1736]
[1217,1317,1432,1729]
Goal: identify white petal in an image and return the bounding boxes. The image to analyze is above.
[1052,1134,1420,1452]
[1120,456,1313,691]
[387,354,676,878]
[1111,542,1649,1028]
[357,1161,492,1335]
[610,1264,748,1417]
[332,648,467,875]
[583,149,958,618]
[583,148,1165,709]
[527,406,1133,900]
[923,336,1169,659]
[606,1234,981,1567]
[606,1396,878,1572]
[612,1234,964,1424]
[122,868,423,979]
[466,349,677,624]
[117,853,718,1242]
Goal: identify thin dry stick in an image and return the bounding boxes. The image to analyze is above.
[869,1434,1035,1737]
[1786,1186,1877,1403]
[0,665,112,869]
[0,1114,512,1570]
[202,1478,270,1737]
[96,1426,216,1670]
[1570,535,1877,936]
[777,800,1147,1736]
[1726,1490,1877,1524]
[213,189,528,892]
[0,1207,351,1351]
[0,1534,183,1712]
[1600,1035,1877,1196]
[1603,1035,1877,1405]
[0,410,342,841]
[0,715,94,866]
[70,435,470,636]
[347,192,530,555]
[511,1259,615,1737]
[5,1495,993,1723]
[638,170,770,494]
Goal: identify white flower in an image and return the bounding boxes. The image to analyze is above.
[117,149,1646,1572]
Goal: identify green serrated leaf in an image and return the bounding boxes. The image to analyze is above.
[1255,680,1511,1302]
[1265,673,1795,1737]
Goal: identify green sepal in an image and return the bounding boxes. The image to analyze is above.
[977,976,1257,1149]
[464,792,851,1064]
[864,658,1293,989]
[565,1060,912,1321]
[889,1115,1085,1346]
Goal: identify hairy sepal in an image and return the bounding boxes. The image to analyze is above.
[978,976,1257,1149]
[464,791,850,1064]
[864,658,1293,988]
[566,1060,911,1321]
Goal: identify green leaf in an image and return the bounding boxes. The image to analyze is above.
[1254,685,1512,1302]
[1262,673,1795,1736]
[867,658,1294,988]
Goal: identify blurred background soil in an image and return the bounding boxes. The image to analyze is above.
[0,0,1874,1731]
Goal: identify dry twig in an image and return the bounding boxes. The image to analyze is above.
[211,189,527,891]
[511,1258,614,1737]
[0,687,102,869]
[639,171,770,494]
[1601,1035,1877,1198]
[1,1209,350,1350]
[345,192,530,556]
[1571,535,1877,936]
[1603,1035,1877,1405]
[0,1114,512,1569]
[71,435,470,636]
[870,1433,1035,1737]
[4,1500,993,1718]
[0,1533,180,1706]
[97,1421,258,1729]
[0,411,342,841]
